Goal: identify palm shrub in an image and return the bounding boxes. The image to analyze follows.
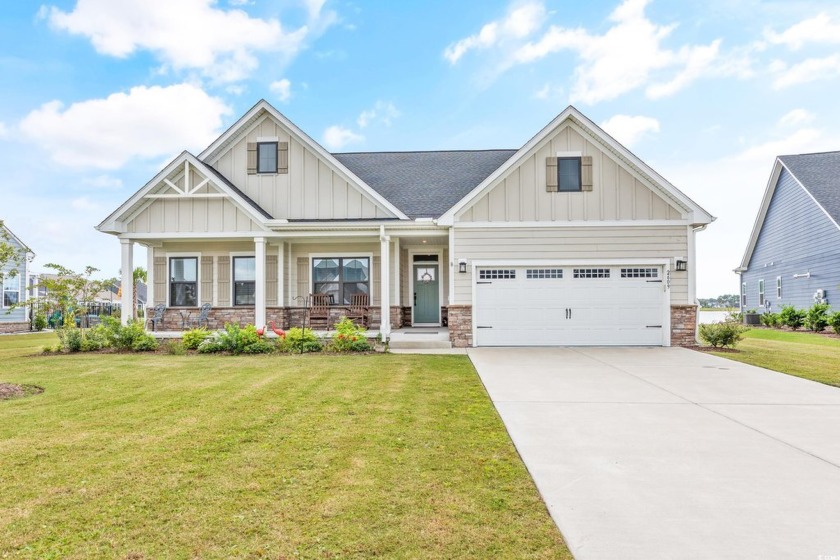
[330,317,372,352]
[698,321,746,348]
[829,311,840,335]
[779,305,805,330]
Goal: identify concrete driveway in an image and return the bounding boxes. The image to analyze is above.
[469,347,840,560]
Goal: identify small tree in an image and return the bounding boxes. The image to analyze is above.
[28,264,116,328]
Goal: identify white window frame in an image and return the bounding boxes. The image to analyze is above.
[741,282,747,308]
[758,279,765,307]
[776,276,782,299]
[230,251,256,307]
[309,252,375,305]
[2,274,20,309]
[257,141,278,174]
[166,252,201,308]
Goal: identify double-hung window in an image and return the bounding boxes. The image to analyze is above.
[776,276,782,299]
[741,282,747,308]
[233,256,256,306]
[3,275,19,307]
[312,257,370,305]
[257,142,278,173]
[169,257,198,307]
[758,279,765,307]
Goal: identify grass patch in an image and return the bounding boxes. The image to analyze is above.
[709,328,840,388]
[0,333,569,559]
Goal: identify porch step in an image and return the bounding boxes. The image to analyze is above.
[389,339,453,350]
[388,328,452,350]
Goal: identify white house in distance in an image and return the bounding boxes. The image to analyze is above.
[97,100,713,347]
[0,222,34,333]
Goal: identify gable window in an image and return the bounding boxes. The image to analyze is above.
[257,142,278,173]
[313,257,370,305]
[758,279,765,307]
[776,276,782,299]
[3,275,20,307]
[170,257,198,307]
[558,157,582,192]
[741,282,747,308]
[233,256,256,306]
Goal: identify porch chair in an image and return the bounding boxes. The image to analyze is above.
[343,293,370,328]
[146,303,166,332]
[189,303,212,329]
[308,294,332,330]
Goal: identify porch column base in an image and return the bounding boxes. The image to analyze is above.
[670,304,698,347]
[447,305,472,348]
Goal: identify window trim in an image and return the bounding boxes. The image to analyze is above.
[167,253,200,308]
[556,156,583,193]
[758,279,765,307]
[776,276,782,299]
[741,282,747,308]
[256,141,278,174]
[2,274,20,309]
[231,253,257,307]
[309,253,374,306]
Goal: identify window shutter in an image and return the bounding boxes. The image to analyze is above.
[546,157,558,192]
[153,257,166,305]
[217,256,230,306]
[581,155,593,192]
[296,257,309,300]
[200,257,213,304]
[278,142,289,174]
[246,142,257,175]
[266,255,278,306]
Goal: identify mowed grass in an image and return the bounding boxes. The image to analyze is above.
[710,328,840,388]
[0,333,570,559]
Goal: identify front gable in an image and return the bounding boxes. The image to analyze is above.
[442,107,712,226]
[200,101,406,221]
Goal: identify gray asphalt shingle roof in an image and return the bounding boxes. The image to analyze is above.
[779,151,840,226]
[333,150,517,218]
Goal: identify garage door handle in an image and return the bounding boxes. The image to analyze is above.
[476,281,492,285]
[646,325,662,328]
[477,326,493,329]
[646,280,663,283]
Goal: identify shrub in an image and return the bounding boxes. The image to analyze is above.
[182,327,211,350]
[58,327,84,352]
[278,327,322,353]
[42,345,53,354]
[829,311,840,335]
[162,340,187,355]
[779,305,805,330]
[760,312,780,328]
[726,311,743,324]
[132,335,158,352]
[198,324,273,354]
[33,312,47,331]
[804,303,830,332]
[330,317,372,352]
[698,321,746,348]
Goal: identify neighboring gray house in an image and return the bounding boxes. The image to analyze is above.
[1,223,33,333]
[98,100,713,347]
[736,151,840,311]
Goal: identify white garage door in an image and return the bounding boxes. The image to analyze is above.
[474,265,666,346]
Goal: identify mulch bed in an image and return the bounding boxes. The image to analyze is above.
[0,383,45,401]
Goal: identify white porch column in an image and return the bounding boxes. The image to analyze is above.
[255,237,266,327]
[120,239,134,325]
[379,226,391,337]
[146,245,155,312]
[277,241,285,306]
[393,238,400,306]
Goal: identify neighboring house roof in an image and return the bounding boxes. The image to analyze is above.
[332,150,517,219]
[0,222,34,255]
[778,152,840,225]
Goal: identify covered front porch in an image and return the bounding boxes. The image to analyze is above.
[117,224,452,340]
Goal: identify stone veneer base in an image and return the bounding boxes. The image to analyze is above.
[0,322,30,334]
[670,304,698,347]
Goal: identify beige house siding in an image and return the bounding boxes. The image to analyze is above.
[452,226,689,305]
[456,123,684,223]
[210,116,394,220]
[127,197,263,234]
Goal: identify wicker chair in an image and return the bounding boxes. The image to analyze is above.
[343,294,370,328]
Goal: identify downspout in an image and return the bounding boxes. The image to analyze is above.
[691,223,709,343]
[379,225,391,340]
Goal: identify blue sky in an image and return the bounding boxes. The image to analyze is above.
[2,0,839,297]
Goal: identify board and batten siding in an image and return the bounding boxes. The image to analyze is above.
[742,168,840,310]
[210,116,394,221]
[456,123,684,223]
[452,226,689,305]
[127,197,263,234]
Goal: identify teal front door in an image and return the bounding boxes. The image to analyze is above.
[413,264,440,324]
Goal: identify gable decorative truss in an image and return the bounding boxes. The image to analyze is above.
[437,106,715,227]
[198,99,409,220]
[736,158,840,273]
[96,151,272,234]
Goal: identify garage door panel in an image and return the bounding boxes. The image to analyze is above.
[475,265,666,347]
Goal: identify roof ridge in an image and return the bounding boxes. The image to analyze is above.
[332,149,517,155]
[779,150,840,158]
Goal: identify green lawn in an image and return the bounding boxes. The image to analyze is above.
[0,333,570,559]
[710,328,840,388]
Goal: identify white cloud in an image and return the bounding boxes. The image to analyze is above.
[43,0,335,82]
[70,196,99,211]
[733,127,824,162]
[778,108,815,128]
[770,54,840,89]
[270,79,292,102]
[19,83,231,169]
[82,175,123,189]
[600,114,660,147]
[0,121,7,138]
[765,13,840,50]
[533,83,563,100]
[444,1,546,64]
[356,101,400,129]
[228,0,252,5]
[322,125,363,150]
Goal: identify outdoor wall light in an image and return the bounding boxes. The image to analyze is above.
[675,258,688,272]
[458,259,467,273]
